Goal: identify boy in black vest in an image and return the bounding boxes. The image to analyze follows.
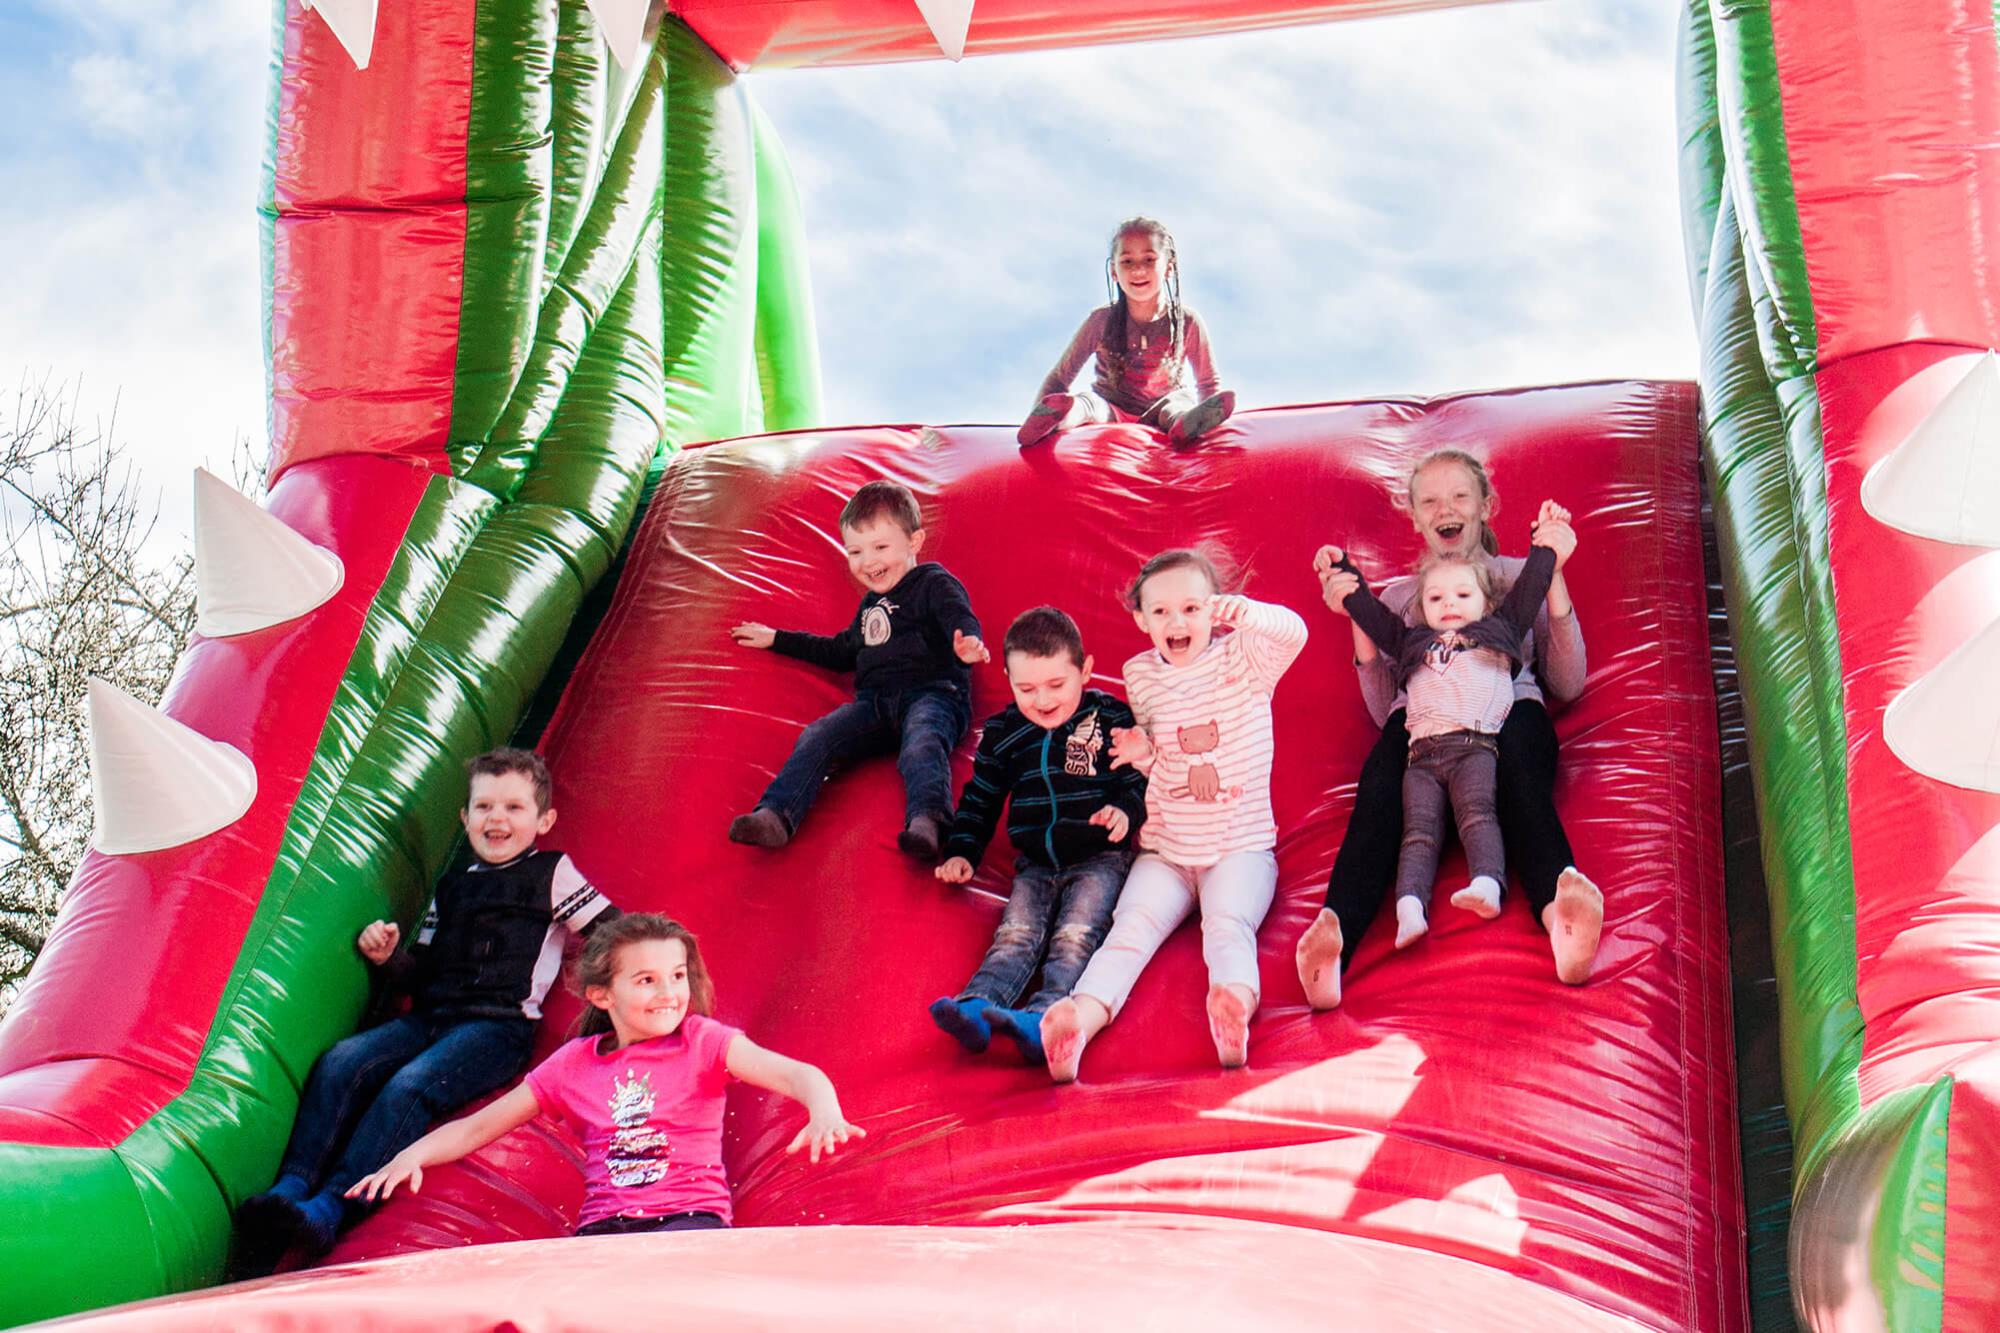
[928,607,1147,1063]
[728,480,987,861]
[234,748,618,1271]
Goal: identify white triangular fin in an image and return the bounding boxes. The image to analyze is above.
[1884,612,2000,792]
[193,469,344,638]
[87,679,257,854]
[583,0,652,69]
[1861,351,2000,546]
[914,0,974,60]
[300,0,378,70]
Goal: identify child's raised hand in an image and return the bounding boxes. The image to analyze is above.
[1531,504,1578,570]
[1207,594,1252,626]
[1317,561,1360,617]
[347,1152,422,1202]
[788,1102,866,1164]
[1088,805,1131,843]
[935,856,975,884]
[356,920,400,964]
[1311,544,1346,577]
[952,629,990,664]
[1535,499,1573,529]
[1109,725,1154,771]
[731,622,776,649]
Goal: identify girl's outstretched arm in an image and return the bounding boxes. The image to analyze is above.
[346,1083,542,1202]
[1032,311,1104,406]
[725,1035,865,1164]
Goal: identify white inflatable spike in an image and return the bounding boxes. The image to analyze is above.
[583,0,652,69]
[300,0,378,70]
[87,678,257,855]
[1883,612,2000,792]
[914,0,974,60]
[1861,350,2000,546]
[193,468,344,638]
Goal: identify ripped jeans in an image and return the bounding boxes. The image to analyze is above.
[956,850,1129,1014]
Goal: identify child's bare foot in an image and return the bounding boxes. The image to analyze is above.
[1206,983,1254,1068]
[1017,393,1074,447]
[1040,996,1104,1083]
[728,807,790,848]
[1543,868,1603,985]
[1449,875,1502,920]
[1295,908,1344,1010]
[1394,896,1429,948]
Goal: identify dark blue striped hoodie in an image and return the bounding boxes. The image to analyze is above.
[944,690,1148,871]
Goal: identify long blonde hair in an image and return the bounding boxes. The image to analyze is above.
[1404,448,1500,556]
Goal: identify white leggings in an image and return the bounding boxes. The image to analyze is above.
[1072,850,1279,1019]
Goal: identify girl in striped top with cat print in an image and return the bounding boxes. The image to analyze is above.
[1038,549,1307,1081]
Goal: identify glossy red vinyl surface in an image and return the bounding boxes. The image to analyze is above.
[267,0,473,480]
[328,388,1744,1330]
[1813,343,2000,1325]
[1768,2,2000,361]
[0,457,431,1146]
[670,0,1502,70]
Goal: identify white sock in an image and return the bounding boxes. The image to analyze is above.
[1394,896,1429,948]
[1450,875,1503,920]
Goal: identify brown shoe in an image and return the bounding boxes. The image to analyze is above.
[728,808,791,848]
[897,813,945,863]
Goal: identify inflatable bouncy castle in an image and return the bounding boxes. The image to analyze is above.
[2,3,1997,1329]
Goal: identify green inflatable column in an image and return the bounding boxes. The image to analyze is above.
[750,98,825,433]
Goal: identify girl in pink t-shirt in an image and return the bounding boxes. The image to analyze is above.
[350,914,862,1235]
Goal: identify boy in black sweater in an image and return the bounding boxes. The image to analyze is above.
[729,480,987,860]
[928,607,1147,1063]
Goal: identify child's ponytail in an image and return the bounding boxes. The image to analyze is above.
[571,913,716,1039]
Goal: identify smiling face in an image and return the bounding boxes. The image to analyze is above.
[1419,561,1490,631]
[1112,229,1172,315]
[588,937,693,1048]
[1006,649,1093,730]
[842,515,924,595]
[460,769,555,864]
[1408,458,1495,559]
[1132,563,1216,668]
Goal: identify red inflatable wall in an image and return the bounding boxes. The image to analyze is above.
[65,386,1743,1330]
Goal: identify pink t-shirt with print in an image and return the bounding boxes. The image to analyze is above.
[524,1012,742,1228]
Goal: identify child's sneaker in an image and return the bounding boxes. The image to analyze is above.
[728,807,790,848]
[1017,393,1074,447]
[1166,390,1236,446]
[898,813,945,863]
[1449,876,1503,920]
[1394,896,1429,949]
[984,1005,1045,1063]
[928,996,993,1052]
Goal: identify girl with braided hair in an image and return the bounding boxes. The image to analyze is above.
[1018,217,1236,448]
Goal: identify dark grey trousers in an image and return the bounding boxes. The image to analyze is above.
[1396,731,1502,910]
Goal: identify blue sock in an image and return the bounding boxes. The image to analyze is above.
[928,996,992,1052]
[294,1191,345,1256]
[266,1174,310,1204]
[985,1005,1045,1064]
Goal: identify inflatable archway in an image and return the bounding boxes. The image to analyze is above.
[1,3,1996,1329]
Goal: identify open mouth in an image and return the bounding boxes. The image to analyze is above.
[1435,522,1465,543]
[1165,633,1192,655]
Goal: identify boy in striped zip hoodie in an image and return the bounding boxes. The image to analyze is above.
[929,607,1149,1063]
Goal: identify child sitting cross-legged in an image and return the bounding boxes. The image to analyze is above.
[234,747,620,1273]
[928,607,1149,1063]
[729,480,987,862]
[349,914,862,1235]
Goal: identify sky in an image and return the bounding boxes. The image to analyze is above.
[0,0,1694,545]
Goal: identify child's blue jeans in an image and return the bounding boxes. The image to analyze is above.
[758,685,970,833]
[957,849,1129,1013]
[276,1011,535,1204]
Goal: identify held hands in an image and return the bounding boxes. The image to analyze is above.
[1089,805,1131,843]
[730,622,776,649]
[788,1098,866,1164]
[347,1149,423,1202]
[953,629,990,664]
[357,920,400,964]
[935,856,975,884]
[1530,500,1578,570]
[1312,544,1360,617]
[1109,725,1154,772]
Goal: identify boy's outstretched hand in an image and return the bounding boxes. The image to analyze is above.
[1530,500,1578,569]
[1312,543,1360,616]
[789,1101,866,1164]
[731,622,776,649]
[357,920,400,964]
[1089,805,1131,843]
[1109,725,1154,772]
[953,629,990,664]
[935,856,975,884]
